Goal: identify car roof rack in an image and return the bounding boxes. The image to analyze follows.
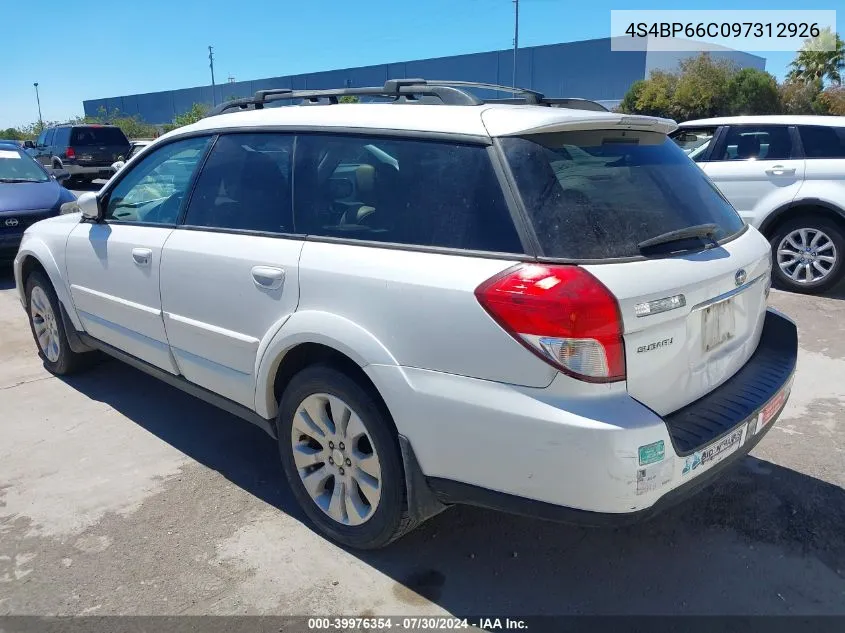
[205,78,607,117]
[485,97,609,112]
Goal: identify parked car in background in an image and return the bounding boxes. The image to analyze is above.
[671,116,845,294]
[0,142,74,262]
[14,80,797,549]
[24,124,131,187]
[111,140,153,173]
[0,139,24,148]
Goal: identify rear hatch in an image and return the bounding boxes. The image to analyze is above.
[499,125,771,416]
[70,127,130,167]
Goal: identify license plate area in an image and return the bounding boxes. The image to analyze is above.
[702,298,736,352]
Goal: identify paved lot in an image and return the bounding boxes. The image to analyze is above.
[1,241,845,615]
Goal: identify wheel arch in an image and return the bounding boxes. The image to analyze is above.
[254,310,399,420]
[15,247,83,331]
[759,198,845,239]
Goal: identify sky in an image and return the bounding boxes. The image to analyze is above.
[1,0,839,128]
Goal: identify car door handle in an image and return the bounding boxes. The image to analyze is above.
[765,166,796,176]
[132,248,152,266]
[251,266,285,290]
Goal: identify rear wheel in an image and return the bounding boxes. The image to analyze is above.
[277,364,410,549]
[25,271,92,375]
[770,215,844,294]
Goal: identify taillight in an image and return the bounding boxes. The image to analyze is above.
[65,147,75,159]
[475,264,626,383]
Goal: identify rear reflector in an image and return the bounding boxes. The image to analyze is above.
[475,264,625,382]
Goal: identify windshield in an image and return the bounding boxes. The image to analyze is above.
[0,148,49,183]
[501,130,744,259]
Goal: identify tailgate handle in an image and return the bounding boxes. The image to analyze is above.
[765,165,796,176]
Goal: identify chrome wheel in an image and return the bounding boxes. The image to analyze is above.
[30,286,61,363]
[291,393,382,526]
[777,228,838,285]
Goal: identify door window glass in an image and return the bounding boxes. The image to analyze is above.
[105,136,211,224]
[718,126,792,161]
[798,126,845,159]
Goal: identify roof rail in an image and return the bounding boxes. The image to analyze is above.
[204,78,606,117]
[485,97,610,112]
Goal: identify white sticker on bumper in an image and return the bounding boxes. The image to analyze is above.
[679,423,747,479]
[637,458,674,495]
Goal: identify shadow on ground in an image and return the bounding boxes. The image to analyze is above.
[56,358,845,616]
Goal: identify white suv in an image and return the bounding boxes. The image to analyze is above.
[14,80,797,549]
[672,116,845,294]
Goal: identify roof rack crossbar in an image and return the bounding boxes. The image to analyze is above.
[204,78,605,117]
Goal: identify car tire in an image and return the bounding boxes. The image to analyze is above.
[277,364,411,549]
[770,215,845,294]
[25,271,91,375]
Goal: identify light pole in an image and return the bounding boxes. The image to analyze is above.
[33,82,44,131]
[512,0,519,92]
[208,46,217,106]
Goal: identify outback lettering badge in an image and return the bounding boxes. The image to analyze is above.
[637,337,673,354]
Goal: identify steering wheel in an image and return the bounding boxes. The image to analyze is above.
[143,193,183,224]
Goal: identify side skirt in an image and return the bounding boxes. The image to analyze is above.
[78,332,278,439]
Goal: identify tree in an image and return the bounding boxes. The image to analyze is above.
[1,127,24,140]
[671,54,735,121]
[818,86,845,115]
[779,79,826,114]
[338,95,360,104]
[787,27,845,86]
[618,71,677,118]
[726,68,780,115]
[172,103,209,128]
[617,80,646,113]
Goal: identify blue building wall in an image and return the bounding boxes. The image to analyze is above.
[83,38,765,124]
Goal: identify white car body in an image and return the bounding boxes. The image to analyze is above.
[674,116,845,293]
[14,87,797,544]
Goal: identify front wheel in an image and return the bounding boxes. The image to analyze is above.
[770,215,844,294]
[25,271,91,375]
[277,364,411,549]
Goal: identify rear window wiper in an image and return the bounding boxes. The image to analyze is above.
[638,223,719,251]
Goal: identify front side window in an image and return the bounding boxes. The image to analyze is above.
[183,133,293,233]
[36,130,47,146]
[293,134,522,253]
[717,125,793,161]
[670,127,717,162]
[44,129,55,147]
[105,136,210,225]
[798,125,845,159]
[502,130,745,259]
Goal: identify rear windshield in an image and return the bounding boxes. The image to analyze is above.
[501,130,745,259]
[70,127,129,146]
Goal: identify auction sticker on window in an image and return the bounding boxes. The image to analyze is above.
[680,424,747,479]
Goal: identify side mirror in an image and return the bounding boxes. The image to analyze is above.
[77,192,101,221]
[50,168,71,182]
[23,140,35,149]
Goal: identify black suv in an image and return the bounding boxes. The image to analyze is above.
[25,124,130,185]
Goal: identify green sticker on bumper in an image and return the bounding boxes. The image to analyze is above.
[639,440,665,466]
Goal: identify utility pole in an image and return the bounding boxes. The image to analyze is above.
[512,0,519,92]
[208,45,217,106]
[33,82,44,131]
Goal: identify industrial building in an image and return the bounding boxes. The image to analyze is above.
[83,37,766,124]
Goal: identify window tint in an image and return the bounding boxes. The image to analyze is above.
[799,125,845,159]
[105,136,210,224]
[36,130,47,146]
[53,128,70,147]
[718,126,792,161]
[183,134,293,233]
[44,128,55,147]
[501,131,744,259]
[293,134,522,253]
[670,127,717,162]
[71,127,129,146]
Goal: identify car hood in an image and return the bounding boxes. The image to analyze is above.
[0,180,72,214]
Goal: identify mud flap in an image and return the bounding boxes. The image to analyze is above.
[399,434,448,530]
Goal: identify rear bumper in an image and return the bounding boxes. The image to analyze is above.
[63,163,112,178]
[373,309,797,522]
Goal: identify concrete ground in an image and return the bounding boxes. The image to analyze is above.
[1,221,845,615]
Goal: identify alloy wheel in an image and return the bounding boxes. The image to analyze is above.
[776,228,837,285]
[29,286,61,363]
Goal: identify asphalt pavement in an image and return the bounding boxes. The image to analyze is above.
[1,202,844,616]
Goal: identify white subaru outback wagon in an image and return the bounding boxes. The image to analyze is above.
[14,80,798,549]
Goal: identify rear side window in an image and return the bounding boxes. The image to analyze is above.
[293,134,523,253]
[799,125,845,159]
[44,129,55,146]
[501,130,744,260]
[53,128,71,147]
[717,125,792,161]
[183,133,293,233]
[71,127,129,146]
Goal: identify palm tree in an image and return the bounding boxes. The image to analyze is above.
[787,27,845,86]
